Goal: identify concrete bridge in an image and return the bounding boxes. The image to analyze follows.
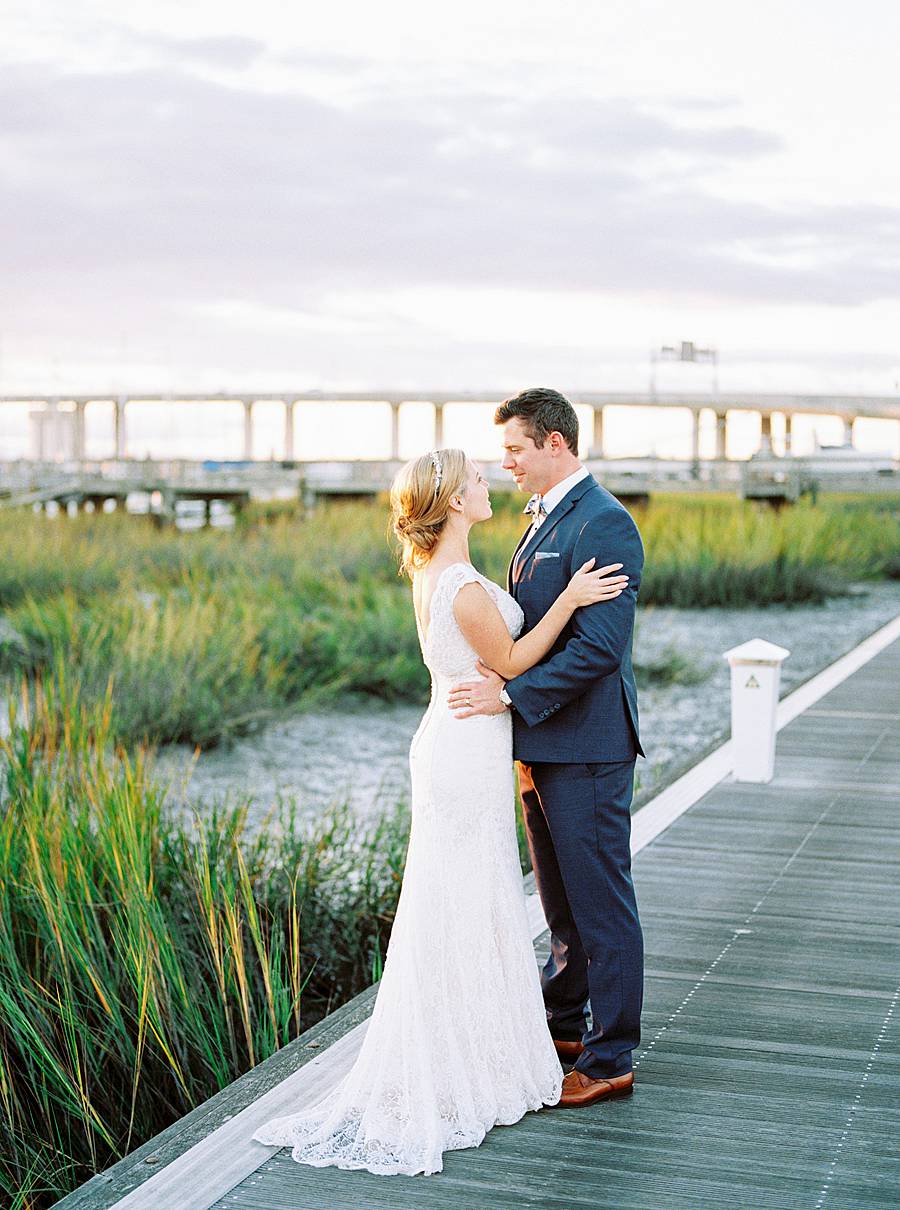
[4,390,900,464]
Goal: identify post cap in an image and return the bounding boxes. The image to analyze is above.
[723,638,791,666]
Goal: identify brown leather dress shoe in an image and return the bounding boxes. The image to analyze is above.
[553,1038,585,1061]
[557,1067,634,1107]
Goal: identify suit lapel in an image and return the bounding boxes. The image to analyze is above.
[510,474,599,598]
[513,496,576,584]
[507,524,534,594]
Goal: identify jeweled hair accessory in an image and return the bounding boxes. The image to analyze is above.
[430,450,443,492]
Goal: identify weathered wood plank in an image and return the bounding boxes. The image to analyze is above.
[207,637,899,1210]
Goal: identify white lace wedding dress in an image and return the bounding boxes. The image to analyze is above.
[253,562,562,1175]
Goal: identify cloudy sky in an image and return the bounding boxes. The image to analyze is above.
[2,0,900,400]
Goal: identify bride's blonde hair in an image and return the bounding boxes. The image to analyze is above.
[390,448,469,578]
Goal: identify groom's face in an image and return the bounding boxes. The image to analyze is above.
[500,417,555,496]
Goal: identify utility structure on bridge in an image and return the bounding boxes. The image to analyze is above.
[3,390,900,464]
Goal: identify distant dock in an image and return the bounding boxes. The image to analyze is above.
[1,450,897,524]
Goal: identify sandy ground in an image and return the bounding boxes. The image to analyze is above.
[153,581,900,825]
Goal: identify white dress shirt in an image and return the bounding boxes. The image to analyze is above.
[530,465,590,532]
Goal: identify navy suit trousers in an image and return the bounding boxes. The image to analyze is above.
[519,758,644,1079]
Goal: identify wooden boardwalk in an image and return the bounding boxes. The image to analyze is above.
[59,633,900,1209]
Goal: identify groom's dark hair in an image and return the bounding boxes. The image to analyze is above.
[494,387,579,455]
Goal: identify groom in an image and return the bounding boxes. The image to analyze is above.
[448,387,645,1107]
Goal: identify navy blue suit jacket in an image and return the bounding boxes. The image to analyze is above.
[505,474,644,763]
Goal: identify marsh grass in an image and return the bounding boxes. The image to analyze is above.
[0,673,408,1208]
[636,495,898,606]
[0,493,896,746]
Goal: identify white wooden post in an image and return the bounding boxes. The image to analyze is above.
[723,639,790,782]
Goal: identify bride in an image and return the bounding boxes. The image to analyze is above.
[253,448,627,1176]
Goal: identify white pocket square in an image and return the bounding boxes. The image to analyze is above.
[534,551,560,561]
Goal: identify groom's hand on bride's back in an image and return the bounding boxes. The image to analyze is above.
[447,660,507,718]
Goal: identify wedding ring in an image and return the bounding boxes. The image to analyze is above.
[465,698,472,708]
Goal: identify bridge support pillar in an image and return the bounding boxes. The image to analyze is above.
[390,402,401,460]
[115,396,127,460]
[715,410,727,460]
[841,414,854,448]
[434,403,444,449]
[284,399,295,461]
[759,412,773,456]
[36,399,53,461]
[783,412,793,456]
[689,408,700,464]
[74,400,86,461]
[242,399,254,461]
[592,406,605,457]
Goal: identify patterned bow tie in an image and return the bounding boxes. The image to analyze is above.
[523,494,547,526]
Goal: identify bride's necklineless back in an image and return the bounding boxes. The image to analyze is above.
[413,560,476,648]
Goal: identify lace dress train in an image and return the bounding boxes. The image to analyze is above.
[253,562,562,1175]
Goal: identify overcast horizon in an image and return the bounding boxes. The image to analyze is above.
[2,2,900,411]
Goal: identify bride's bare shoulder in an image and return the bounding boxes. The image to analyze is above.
[420,560,477,587]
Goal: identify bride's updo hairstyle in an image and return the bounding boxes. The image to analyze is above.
[390,448,468,578]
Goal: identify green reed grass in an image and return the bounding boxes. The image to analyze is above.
[636,494,899,606]
[0,672,407,1208]
[0,493,896,747]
